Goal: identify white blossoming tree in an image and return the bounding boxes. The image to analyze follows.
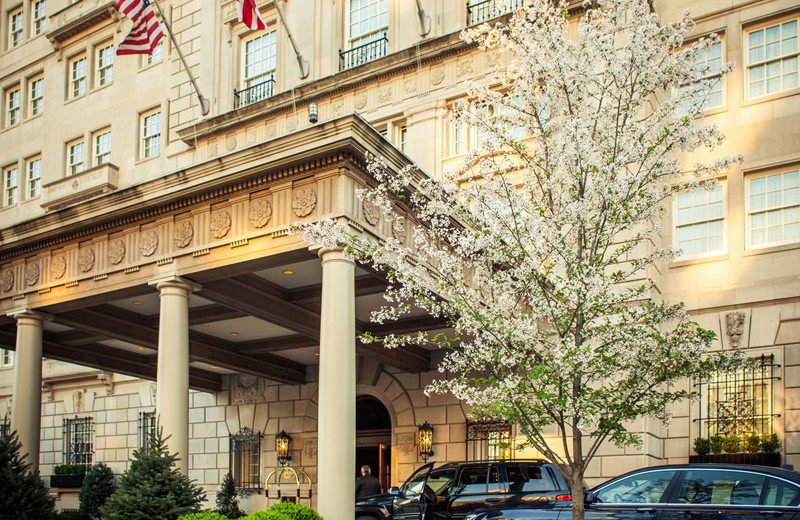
[303,1,744,518]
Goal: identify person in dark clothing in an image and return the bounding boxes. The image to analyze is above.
[356,464,382,497]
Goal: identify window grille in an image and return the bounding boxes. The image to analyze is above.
[63,416,93,468]
[1,414,10,442]
[230,427,262,493]
[466,0,523,26]
[138,411,156,452]
[466,420,513,461]
[696,354,780,438]
[339,33,388,71]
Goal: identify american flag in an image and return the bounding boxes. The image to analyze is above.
[115,0,164,55]
[238,0,266,31]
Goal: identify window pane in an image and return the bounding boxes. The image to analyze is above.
[764,478,800,506]
[678,470,765,505]
[596,470,674,504]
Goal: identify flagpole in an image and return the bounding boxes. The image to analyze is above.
[272,0,309,79]
[150,0,210,116]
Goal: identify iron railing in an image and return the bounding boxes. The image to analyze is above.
[138,411,156,452]
[230,427,262,493]
[695,354,780,438]
[234,75,275,109]
[466,420,513,461]
[64,416,93,467]
[0,414,10,442]
[466,0,524,26]
[339,33,389,71]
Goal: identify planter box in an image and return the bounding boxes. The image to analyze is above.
[689,452,781,467]
[50,473,85,488]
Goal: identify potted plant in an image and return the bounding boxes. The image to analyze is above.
[693,437,711,456]
[51,464,87,488]
[743,433,760,453]
[723,434,741,454]
[761,433,781,453]
[709,435,724,455]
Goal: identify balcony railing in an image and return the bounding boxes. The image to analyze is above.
[466,0,523,26]
[339,33,389,71]
[234,75,275,109]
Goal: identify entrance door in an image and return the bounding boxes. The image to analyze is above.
[356,395,392,493]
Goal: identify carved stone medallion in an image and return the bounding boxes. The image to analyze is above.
[286,115,298,132]
[378,86,392,104]
[362,199,380,226]
[292,188,317,217]
[354,93,368,110]
[456,59,473,78]
[51,255,67,279]
[25,263,40,286]
[331,99,344,117]
[392,216,406,243]
[725,312,746,349]
[249,199,273,228]
[78,248,95,272]
[226,136,237,151]
[174,221,194,248]
[108,239,126,265]
[231,374,265,405]
[210,211,232,239]
[140,230,159,257]
[1,270,13,292]
[430,68,445,85]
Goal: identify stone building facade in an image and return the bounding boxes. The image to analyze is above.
[0,0,798,517]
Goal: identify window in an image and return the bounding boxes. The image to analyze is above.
[9,7,23,48]
[698,354,778,438]
[466,421,513,461]
[0,414,9,441]
[93,128,111,166]
[747,169,799,248]
[6,87,20,126]
[340,0,388,70]
[681,40,724,112]
[747,19,799,99]
[140,109,161,158]
[26,156,41,198]
[595,470,675,504]
[4,165,18,206]
[1,348,13,367]
[399,125,407,154]
[456,465,503,495]
[678,469,766,505]
[32,0,46,35]
[70,55,87,98]
[63,416,93,467]
[229,428,261,492]
[675,184,725,258]
[504,464,560,493]
[67,139,85,176]
[236,30,277,108]
[29,76,43,116]
[449,123,465,157]
[96,43,114,87]
[467,0,523,26]
[138,411,156,452]
[142,40,162,67]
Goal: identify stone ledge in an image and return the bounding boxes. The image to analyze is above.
[41,164,119,212]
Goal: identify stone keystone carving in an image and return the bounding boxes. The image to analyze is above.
[725,312,746,349]
[292,188,317,217]
[140,230,159,257]
[1,270,12,292]
[231,374,265,405]
[108,239,126,265]
[79,248,95,272]
[25,263,40,286]
[249,199,273,228]
[210,211,232,239]
[174,221,194,248]
[52,255,67,279]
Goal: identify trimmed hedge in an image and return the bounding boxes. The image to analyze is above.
[178,513,230,520]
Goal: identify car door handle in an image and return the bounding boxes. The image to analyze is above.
[636,508,656,514]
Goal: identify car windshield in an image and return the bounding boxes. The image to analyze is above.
[596,470,674,504]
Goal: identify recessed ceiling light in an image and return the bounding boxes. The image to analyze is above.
[108,339,115,343]
[133,301,143,305]
[137,346,145,351]
[314,352,320,357]
[202,323,210,327]
[230,332,240,336]
[283,270,294,275]
[297,347,304,350]
[212,365,219,369]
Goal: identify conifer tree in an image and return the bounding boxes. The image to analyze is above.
[79,462,115,519]
[100,427,205,520]
[0,430,56,520]
[215,472,244,519]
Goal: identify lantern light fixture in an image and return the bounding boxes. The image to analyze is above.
[276,430,292,466]
[418,421,434,462]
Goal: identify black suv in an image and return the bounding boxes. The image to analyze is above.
[355,459,571,520]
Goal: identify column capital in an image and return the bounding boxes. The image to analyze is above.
[148,275,201,294]
[317,247,354,265]
[6,308,52,323]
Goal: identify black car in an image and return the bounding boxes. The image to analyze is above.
[355,459,571,520]
[464,464,800,520]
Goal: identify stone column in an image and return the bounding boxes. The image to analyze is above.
[9,310,47,470]
[150,276,197,475]
[316,248,356,519]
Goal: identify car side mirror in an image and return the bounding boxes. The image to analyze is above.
[584,492,598,504]
[389,487,400,495]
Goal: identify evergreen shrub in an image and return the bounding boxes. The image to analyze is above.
[241,511,291,520]
[0,430,56,520]
[79,463,115,519]
[722,434,740,453]
[178,512,229,520]
[709,435,724,454]
[268,502,322,520]
[215,472,244,519]
[692,437,710,455]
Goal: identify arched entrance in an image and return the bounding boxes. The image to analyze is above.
[356,395,392,492]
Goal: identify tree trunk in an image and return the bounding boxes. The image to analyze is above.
[569,475,586,520]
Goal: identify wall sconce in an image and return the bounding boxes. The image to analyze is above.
[418,421,434,462]
[308,103,318,124]
[276,430,292,466]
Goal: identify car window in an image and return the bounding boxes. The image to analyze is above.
[428,469,457,496]
[402,463,433,496]
[487,466,503,493]
[764,478,800,506]
[505,464,558,492]
[458,467,489,494]
[596,470,674,504]
[677,470,766,505]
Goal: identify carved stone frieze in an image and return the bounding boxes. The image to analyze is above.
[286,116,298,132]
[331,98,344,117]
[363,199,380,226]
[210,211,232,239]
[1,270,12,292]
[404,78,417,95]
[249,199,273,228]
[51,255,67,279]
[430,68,445,85]
[78,248,95,272]
[378,86,392,104]
[25,263,40,286]
[392,216,406,243]
[456,59,473,78]
[140,230,159,257]
[108,239,126,265]
[174,221,194,248]
[231,374,265,405]
[354,93,368,110]
[292,188,317,217]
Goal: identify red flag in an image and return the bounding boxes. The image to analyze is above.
[238,0,266,31]
[115,0,164,55]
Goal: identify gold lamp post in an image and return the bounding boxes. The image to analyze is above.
[418,421,434,462]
